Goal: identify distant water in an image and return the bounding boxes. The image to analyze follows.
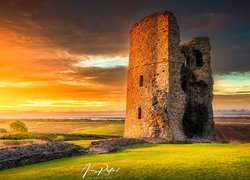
[1,110,250,119]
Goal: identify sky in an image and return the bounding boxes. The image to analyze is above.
[0,0,249,116]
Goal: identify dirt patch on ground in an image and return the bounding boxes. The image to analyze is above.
[216,124,250,143]
[0,139,47,148]
[214,117,250,143]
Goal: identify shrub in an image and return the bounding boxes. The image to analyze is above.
[0,132,36,140]
[9,120,28,132]
[53,135,65,141]
[0,128,7,133]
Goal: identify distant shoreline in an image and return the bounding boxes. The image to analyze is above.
[0,116,250,120]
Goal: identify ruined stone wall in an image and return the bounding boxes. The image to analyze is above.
[124,11,186,141]
[165,14,186,141]
[124,11,215,142]
[180,37,215,141]
[0,142,86,170]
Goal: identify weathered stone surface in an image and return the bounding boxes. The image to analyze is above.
[180,37,215,141]
[88,138,148,154]
[124,11,215,142]
[124,11,186,142]
[88,138,170,154]
[0,141,86,170]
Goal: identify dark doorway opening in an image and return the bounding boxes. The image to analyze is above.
[182,103,208,138]
[180,51,209,138]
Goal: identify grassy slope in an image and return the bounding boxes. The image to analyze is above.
[0,143,249,179]
[70,124,124,136]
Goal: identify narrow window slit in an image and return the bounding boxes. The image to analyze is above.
[138,107,142,119]
[139,75,143,87]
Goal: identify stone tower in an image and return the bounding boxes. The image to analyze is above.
[124,11,215,142]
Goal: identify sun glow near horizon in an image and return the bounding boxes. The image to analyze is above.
[1,69,249,112]
[0,8,249,113]
[0,31,249,112]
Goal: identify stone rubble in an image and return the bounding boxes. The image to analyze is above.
[0,141,86,170]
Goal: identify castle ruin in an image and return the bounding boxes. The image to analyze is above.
[124,11,215,142]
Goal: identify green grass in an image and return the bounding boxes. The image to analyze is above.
[70,124,124,136]
[66,139,100,147]
[0,143,249,179]
[0,132,36,140]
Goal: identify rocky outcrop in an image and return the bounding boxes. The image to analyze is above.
[0,141,86,170]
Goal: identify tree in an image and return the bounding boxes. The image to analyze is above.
[9,120,28,132]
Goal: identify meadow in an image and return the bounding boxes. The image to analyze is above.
[0,143,249,179]
[0,118,250,179]
[0,119,123,134]
[0,119,124,148]
[1,118,249,146]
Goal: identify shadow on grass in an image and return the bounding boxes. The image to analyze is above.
[37,133,121,141]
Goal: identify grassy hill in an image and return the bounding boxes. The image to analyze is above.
[0,143,249,179]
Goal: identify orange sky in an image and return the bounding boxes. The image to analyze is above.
[0,27,127,112]
[0,1,249,114]
[0,25,250,113]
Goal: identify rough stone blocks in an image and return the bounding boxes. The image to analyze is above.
[124,11,215,142]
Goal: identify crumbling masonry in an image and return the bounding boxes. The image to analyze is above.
[124,11,215,142]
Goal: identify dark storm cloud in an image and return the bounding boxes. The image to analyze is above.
[0,0,132,55]
[0,0,249,73]
[72,66,127,86]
